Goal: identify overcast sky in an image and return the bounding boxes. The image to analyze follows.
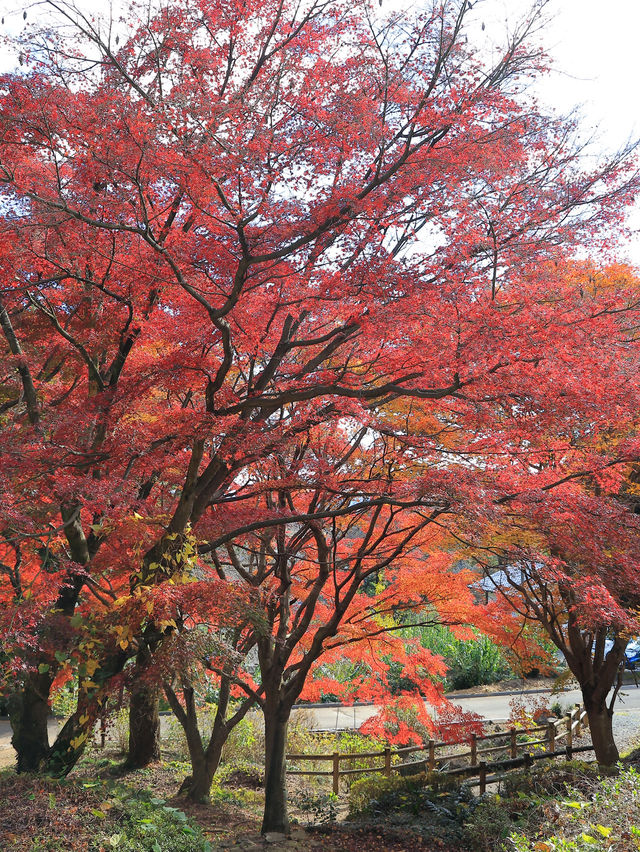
[474,0,640,265]
[1,0,639,262]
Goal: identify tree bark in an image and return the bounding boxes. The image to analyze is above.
[8,671,53,772]
[261,706,290,836]
[585,702,619,766]
[127,678,161,768]
[164,679,234,802]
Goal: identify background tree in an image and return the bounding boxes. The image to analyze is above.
[465,261,640,765]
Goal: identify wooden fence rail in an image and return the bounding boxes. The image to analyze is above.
[286,703,589,794]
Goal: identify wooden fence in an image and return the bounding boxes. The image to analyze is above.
[286,703,591,795]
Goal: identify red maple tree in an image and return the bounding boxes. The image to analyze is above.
[0,0,639,834]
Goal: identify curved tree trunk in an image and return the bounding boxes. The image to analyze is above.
[261,707,290,836]
[8,671,53,772]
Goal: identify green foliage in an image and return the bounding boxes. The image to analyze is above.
[220,711,265,769]
[348,771,475,846]
[407,625,513,690]
[462,794,517,852]
[550,699,568,718]
[50,682,77,719]
[286,726,387,795]
[107,706,130,756]
[0,774,210,852]
[446,632,512,690]
[349,772,431,816]
[345,760,640,852]
[94,792,212,852]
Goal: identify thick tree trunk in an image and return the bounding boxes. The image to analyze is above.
[261,708,290,836]
[8,671,53,772]
[586,703,619,766]
[182,730,228,802]
[127,680,161,768]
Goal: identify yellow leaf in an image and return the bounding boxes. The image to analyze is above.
[85,659,99,676]
[69,732,88,750]
[596,825,612,838]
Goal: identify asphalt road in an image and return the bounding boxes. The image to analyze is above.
[2,683,640,766]
[298,685,637,727]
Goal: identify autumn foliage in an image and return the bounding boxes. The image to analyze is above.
[0,0,640,835]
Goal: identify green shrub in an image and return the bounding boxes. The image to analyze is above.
[349,772,431,815]
[349,771,475,847]
[445,632,512,690]
[462,795,518,852]
[404,624,513,690]
[51,682,78,719]
[464,763,640,851]
[218,711,265,769]
[0,774,210,852]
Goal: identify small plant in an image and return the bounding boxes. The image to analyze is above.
[550,699,568,718]
[463,795,518,852]
[290,790,339,825]
[94,791,212,851]
[220,710,265,768]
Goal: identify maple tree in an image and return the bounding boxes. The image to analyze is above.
[0,0,639,834]
[180,431,485,828]
[468,262,640,767]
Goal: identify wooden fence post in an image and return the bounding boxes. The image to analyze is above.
[332,752,340,795]
[510,727,517,759]
[565,713,573,758]
[547,720,556,754]
[384,747,391,777]
[479,762,487,794]
[470,733,477,766]
[428,739,436,772]
[574,704,582,737]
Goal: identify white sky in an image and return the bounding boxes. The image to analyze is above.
[1,0,639,262]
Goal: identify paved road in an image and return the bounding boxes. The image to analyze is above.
[2,683,640,766]
[302,684,640,730]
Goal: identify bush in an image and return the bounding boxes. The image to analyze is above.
[349,772,430,816]
[462,762,640,851]
[445,633,512,690]
[407,625,513,690]
[0,773,211,852]
[462,795,518,852]
[290,790,339,825]
[348,771,475,847]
